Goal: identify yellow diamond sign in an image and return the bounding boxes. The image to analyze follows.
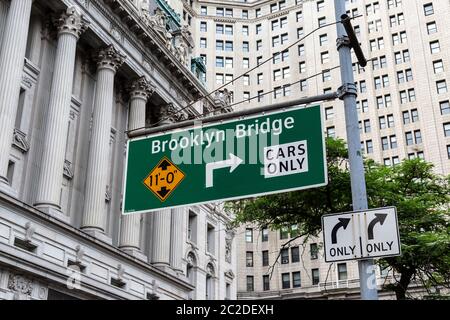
[143,157,185,202]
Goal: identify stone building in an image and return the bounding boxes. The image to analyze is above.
[0,0,236,300]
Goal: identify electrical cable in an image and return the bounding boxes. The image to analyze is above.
[195,65,341,119]
[126,14,363,134]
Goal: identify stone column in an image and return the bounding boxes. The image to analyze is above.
[119,77,153,260]
[170,207,186,274]
[151,105,174,269]
[0,0,9,46]
[34,7,88,218]
[81,45,125,241]
[0,0,33,195]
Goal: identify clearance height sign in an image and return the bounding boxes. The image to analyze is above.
[123,105,327,214]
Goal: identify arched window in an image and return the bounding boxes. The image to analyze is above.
[205,263,215,300]
[186,252,197,285]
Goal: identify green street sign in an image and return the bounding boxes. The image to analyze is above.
[123,105,327,214]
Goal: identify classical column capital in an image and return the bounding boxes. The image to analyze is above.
[129,76,154,101]
[54,6,89,39]
[95,45,126,73]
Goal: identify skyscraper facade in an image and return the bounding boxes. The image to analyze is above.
[177,0,450,299]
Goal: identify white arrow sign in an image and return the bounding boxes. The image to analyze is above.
[206,153,244,188]
[322,207,401,263]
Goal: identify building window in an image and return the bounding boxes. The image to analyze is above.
[225,57,233,69]
[321,51,329,64]
[225,25,233,35]
[200,6,207,15]
[310,243,318,260]
[256,24,262,34]
[242,10,248,19]
[338,263,348,281]
[242,25,249,36]
[188,211,197,244]
[281,248,289,264]
[427,21,437,34]
[440,101,450,115]
[444,123,450,137]
[326,126,335,138]
[363,119,371,133]
[263,275,270,291]
[216,56,224,68]
[225,41,233,51]
[280,227,289,239]
[247,276,254,292]
[405,132,414,146]
[300,80,307,91]
[243,92,250,103]
[424,3,434,16]
[325,107,334,120]
[319,34,328,46]
[292,272,301,288]
[207,224,215,255]
[245,228,253,243]
[257,90,264,103]
[262,228,269,242]
[216,40,223,51]
[243,42,249,52]
[282,273,290,289]
[206,264,215,300]
[381,136,389,150]
[447,145,450,159]
[291,247,300,263]
[312,269,320,285]
[430,40,440,53]
[437,80,448,94]
[246,251,254,267]
[243,75,250,86]
[200,38,207,48]
[414,130,422,144]
[243,58,250,69]
[262,250,269,267]
[298,44,305,56]
[322,70,331,82]
[411,109,419,122]
[318,17,326,27]
[433,60,444,74]
[200,22,207,32]
[256,40,262,51]
[366,140,373,154]
[317,0,325,12]
[216,74,224,85]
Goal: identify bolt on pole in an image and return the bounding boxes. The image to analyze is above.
[334,0,379,300]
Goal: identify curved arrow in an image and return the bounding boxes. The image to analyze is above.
[206,153,244,188]
[331,218,351,244]
[368,213,387,240]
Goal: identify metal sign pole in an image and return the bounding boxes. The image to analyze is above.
[334,0,379,300]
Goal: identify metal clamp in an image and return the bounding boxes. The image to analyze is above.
[337,83,358,100]
[336,36,351,50]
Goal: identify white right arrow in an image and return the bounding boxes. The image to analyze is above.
[206,153,244,188]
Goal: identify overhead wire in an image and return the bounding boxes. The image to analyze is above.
[195,65,342,119]
[126,14,363,134]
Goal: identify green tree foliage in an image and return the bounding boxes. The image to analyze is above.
[228,138,450,299]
